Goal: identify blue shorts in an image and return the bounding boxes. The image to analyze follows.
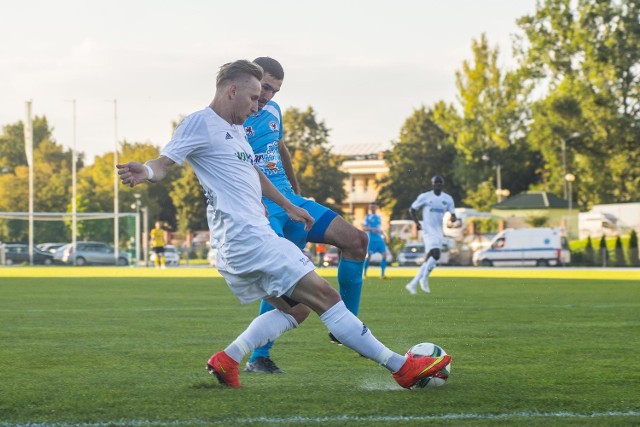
[367,235,387,254]
[267,195,338,250]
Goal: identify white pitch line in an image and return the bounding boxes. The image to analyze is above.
[2,411,639,426]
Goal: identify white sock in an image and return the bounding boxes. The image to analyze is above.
[224,310,298,363]
[407,263,427,287]
[422,256,437,281]
[320,301,406,372]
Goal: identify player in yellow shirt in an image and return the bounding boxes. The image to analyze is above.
[150,221,168,269]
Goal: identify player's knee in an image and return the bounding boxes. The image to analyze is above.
[289,304,311,325]
[354,229,368,258]
[430,249,441,261]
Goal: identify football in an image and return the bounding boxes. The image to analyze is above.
[407,342,451,388]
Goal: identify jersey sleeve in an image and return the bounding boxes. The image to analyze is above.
[447,194,456,214]
[161,113,208,166]
[410,193,426,210]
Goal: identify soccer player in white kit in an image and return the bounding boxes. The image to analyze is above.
[117,60,450,389]
[405,176,459,294]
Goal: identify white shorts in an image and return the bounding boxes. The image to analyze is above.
[422,233,443,251]
[216,224,315,304]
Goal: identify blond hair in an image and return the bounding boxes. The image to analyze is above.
[216,60,263,89]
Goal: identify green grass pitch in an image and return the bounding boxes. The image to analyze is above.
[0,267,639,426]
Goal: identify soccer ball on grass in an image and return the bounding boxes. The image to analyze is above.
[407,342,451,388]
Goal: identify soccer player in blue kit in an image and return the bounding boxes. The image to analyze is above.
[362,202,390,279]
[244,57,369,373]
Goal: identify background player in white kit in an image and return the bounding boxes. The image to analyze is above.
[117,59,450,389]
[405,175,459,294]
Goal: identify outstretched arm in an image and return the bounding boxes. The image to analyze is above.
[256,166,314,231]
[278,141,300,194]
[117,156,176,187]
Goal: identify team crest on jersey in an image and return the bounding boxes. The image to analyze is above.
[225,132,233,140]
[244,126,255,137]
[269,121,278,132]
[299,256,311,266]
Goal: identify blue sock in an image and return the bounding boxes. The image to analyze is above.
[380,258,387,276]
[337,258,365,316]
[248,299,276,363]
[363,257,370,276]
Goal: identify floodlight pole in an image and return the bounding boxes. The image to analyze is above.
[134,193,141,266]
[69,100,77,260]
[142,206,149,267]
[112,99,119,263]
[561,132,580,199]
[24,101,34,266]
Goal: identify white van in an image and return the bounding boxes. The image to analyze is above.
[472,227,570,267]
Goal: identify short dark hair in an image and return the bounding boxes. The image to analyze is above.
[216,60,264,89]
[431,175,445,185]
[253,57,284,80]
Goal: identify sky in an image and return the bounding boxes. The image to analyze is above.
[1,0,537,163]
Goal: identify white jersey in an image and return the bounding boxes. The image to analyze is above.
[160,107,314,304]
[161,107,270,249]
[410,191,455,250]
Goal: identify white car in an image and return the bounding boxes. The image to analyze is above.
[397,239,454,266]
[150,244,181,266]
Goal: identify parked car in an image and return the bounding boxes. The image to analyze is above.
[36,242,66,254]
[57,241,129,266]
[1,243,54,265]
[396,239,452,266]
[150,244,181,266]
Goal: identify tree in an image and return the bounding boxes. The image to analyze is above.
[614,235,626,267]
[281,107,346,210]
[517,0,640,206]
[75,141,177,245]
[449,34,540,208]
[0,117,73,242]
[377,106,458,219]
[584,235,595,266]
[169,163,208,237]
[599,235,608,266]
[629,230,639,267]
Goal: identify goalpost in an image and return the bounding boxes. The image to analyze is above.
[0,212,142,266]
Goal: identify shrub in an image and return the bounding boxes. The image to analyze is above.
[629,230,639,267]
[614,236,626,267]
[599,235,608,266]
[525,215,550,227]
[584,236,595,266]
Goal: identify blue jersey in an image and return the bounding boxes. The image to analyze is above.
[363,213,386,253]
[363,214,384,241]
[244,101,295,208]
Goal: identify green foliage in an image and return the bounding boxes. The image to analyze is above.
[462,180,496,211]
[584,235,595,266]
[377,106,458,219]
[629,230,639,267]
[282,107,346,211]
[525,214,550,227]
[169,163,208,236]
[448,34,541,202]
[1,274,639,424]
[517,0,640,206]
[614,235,626,267]
[467,216,500,234]
[0,116,73,242]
